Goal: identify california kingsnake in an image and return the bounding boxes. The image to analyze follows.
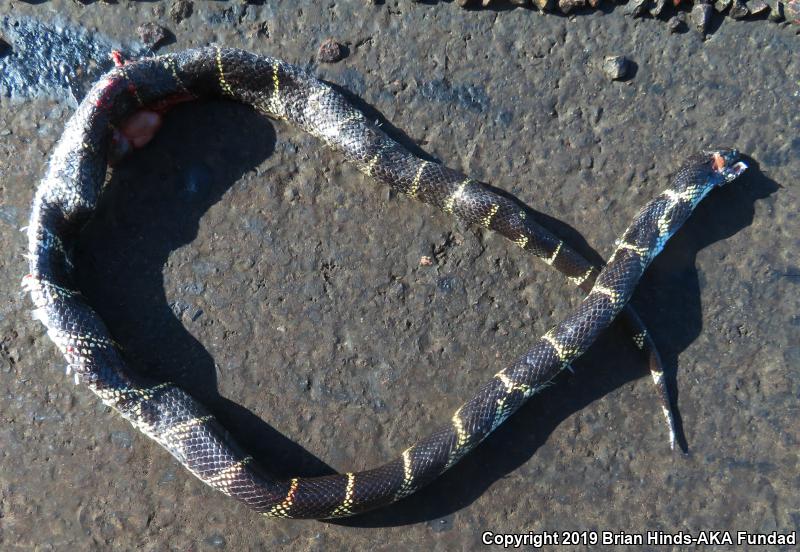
[23,47,747,519]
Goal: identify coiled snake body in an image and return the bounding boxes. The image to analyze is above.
[23,47,747,519]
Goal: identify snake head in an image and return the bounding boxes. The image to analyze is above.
[706,148,748,185]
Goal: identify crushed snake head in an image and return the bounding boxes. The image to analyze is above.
[709,148,748,184]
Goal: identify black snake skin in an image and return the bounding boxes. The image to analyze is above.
[23,47,747,519]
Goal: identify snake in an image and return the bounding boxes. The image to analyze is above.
[23,47,747,519]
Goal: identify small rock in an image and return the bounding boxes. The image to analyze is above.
[136,22,170,50]
[783,0,799,20]
[603,55,630,81]
[649,0,667,15]
[714,0,732,11]
[625,0,650,16]
[456,0,472,7]
[729,0,749,17]
[427,515,454,533]
[509,0,530,5]
[534,0,555,9]
[667,15,683,31]
[317,39,346,63]
[169,0,193,24]
[387,281,405,302]
[691,2,713,34]
[437,276,458,294]
[204,534,226,549]
[747,0,770,13]
[558,0,586,12]
[767,0,784,20]
[251,21,269,39]
[588,0,602,7]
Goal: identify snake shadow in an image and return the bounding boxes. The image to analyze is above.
[73,94,776,528]
[74,102,335,480]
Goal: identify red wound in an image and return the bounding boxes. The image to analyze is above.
[119,110,163,149]
[111,50,125,67]
[711,153,725,172]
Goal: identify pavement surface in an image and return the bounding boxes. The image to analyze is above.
[0,1,797,550]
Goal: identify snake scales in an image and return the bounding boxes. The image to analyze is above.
[23,47,747,519]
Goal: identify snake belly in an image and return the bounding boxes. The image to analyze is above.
[23,47,747,519]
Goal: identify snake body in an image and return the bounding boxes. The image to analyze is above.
[24,47,746,519]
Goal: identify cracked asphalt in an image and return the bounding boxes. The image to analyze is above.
[0,1,797,550]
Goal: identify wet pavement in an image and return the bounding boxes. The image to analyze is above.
[0,1,797,550]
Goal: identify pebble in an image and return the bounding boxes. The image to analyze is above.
[602,55,630,81]
[169,0,193,24]
[729,0,749,18]
[747,0,770,13]
[768,0,784,20]
[691,2,713,34]
[782,0,799,20]
[451,0,795,24]
[317,39,347,63]
[558,0,586,12]
[625,0,650,16]
[667,13,686,32]
[136,22,170,51]
[204,534,226,549]
[649,0,667,15]
[427,515,454,533]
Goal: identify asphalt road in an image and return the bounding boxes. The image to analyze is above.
[0,1,797,550]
